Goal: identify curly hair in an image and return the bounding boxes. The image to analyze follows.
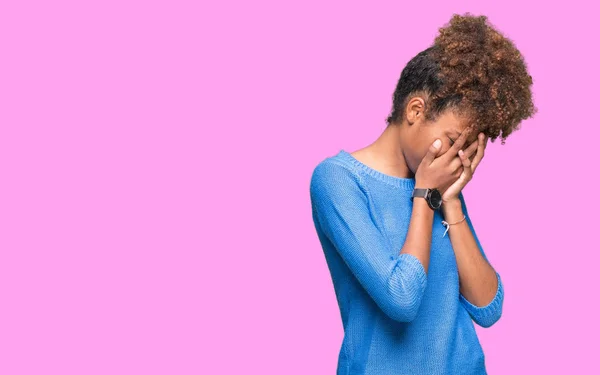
[385,13,538,145]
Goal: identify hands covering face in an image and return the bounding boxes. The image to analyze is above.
[438,127,489,203]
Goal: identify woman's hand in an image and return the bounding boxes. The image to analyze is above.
[416,126,479,194]
[440,132,488,203]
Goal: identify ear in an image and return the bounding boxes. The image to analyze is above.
[405,97,426,125]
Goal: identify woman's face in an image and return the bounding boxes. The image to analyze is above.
[403,110,481,174]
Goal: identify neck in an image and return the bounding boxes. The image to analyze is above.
[367,124,414,179]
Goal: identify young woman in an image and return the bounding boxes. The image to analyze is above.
[309,13,537,375]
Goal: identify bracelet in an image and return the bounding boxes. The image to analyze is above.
[441,215,466,238]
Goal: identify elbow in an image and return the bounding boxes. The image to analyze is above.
[475,307,503,328]
[383,294,425,322]
[384,253,428,322]
[462,272,504,328]
[462,299,504,328]
[480,273,505,328]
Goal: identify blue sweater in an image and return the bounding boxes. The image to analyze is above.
[309,150,504,375]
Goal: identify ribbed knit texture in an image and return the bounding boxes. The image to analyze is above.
[309,150,504,375]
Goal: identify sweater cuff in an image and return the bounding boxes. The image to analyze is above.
[459,271,504,327]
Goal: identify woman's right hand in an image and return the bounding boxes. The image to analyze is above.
[414,127,474,191]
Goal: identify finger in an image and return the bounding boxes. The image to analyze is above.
[468,133,488,162]
[422,138,442,166]
[442,126,474,162]
[463,138,480,161]
[471,134,487,172]
[449,155,463,176]
[450,135,477,172]
[458,149,473,178]
[478,133,489,150]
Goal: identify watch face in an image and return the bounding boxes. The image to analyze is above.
[428,189,443,209]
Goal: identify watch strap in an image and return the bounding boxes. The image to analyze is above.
[411,188,430,200]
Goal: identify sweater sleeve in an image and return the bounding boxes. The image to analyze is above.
[457,192,504,328]
[310,161,428,322]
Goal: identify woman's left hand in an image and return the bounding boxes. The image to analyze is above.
[441,132,489,203]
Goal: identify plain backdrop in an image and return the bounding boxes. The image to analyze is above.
[1,1,599,374]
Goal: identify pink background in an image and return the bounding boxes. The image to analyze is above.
[1,1,598,374]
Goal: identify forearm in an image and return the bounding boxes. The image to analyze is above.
[442,199,497,306]
[400,198,435,275]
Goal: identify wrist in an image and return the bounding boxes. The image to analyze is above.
[442,197,461,207]
[412,187,443,211]
[441,198,463,220]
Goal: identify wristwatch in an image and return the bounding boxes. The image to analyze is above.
[411,188,443,210]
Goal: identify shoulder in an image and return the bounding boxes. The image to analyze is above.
[310,156,358,189]
[310,156,366,205]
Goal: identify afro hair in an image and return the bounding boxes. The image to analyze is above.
[385,13,538,145]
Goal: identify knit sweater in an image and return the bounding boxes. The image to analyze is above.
[309,150,504,375]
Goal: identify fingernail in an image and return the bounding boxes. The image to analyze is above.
[433,139,441,148]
